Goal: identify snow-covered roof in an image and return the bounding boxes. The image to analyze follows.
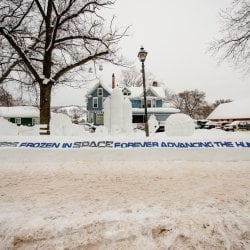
[86,81,112,96]
[207,99,250,120]
[149,86,166,99]
[128,87,143,98]
[132,107,180,114]
[0,106,39,118]
[124,86,166,99]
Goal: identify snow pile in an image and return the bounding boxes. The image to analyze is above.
[0,113,85,136]
[165,113,195,136]
[0,117,18,135]
[148,114,159,133]
[50,113,84,136]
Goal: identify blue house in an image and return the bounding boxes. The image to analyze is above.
[86,80,179,126]
[122,83,179,124]
[86,81,111,125]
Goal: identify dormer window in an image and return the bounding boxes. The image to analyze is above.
[97,88,103,96]
[122,88,131,96]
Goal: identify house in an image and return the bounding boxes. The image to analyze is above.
[86,81,112,125]
[86,76,179,126]
[0,106,40,126]
[122,82,179,124]
[207,99,250,121]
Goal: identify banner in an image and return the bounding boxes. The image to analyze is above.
[0,140,249,149]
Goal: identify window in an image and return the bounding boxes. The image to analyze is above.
[15,118,21,125]
[32,118,39,125]
[144,99,156,108]
[97,88,103,96]
[147,99,152,108]
[152,99,156,107]
[93,97,98,108]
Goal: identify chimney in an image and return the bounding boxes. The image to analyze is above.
[112,73,115,89]
[152,81,158,87]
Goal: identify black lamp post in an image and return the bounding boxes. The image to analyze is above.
[138,46,149,137]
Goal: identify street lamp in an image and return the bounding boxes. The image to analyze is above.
[138,46,149,137]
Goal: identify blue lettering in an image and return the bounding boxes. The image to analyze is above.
[63,143,72,148]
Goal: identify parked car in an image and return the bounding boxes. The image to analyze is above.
[204,121,218,129]
[223,121,240,132]
[238,121,250,131]
[215,121,230,129]
[195,119,209,129]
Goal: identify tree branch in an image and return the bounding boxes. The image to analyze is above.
[54,50,109,81]
[0,28,41,83]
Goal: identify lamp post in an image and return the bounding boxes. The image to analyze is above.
[138,46,149,137]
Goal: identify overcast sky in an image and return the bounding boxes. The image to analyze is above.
[52,0,250,106]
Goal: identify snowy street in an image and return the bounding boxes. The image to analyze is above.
[0,160,250,249]
[0,116,250,249]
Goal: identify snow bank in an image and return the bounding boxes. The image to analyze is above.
[50,113,83,136]
[0,117,18,136]
[165,113,195,136]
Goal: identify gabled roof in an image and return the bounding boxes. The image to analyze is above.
[122,86,166,99]
[0,106,39,118]
[207,99,250,120]
[86,81,112,96]
[148,86,165,99]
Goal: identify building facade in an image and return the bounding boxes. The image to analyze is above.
[86,82,111,125]
[86,81,179,126]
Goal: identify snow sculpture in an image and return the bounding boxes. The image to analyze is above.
[148,114,159,133]
[122,97,133,133]
[165,113,195,136]
[104,88,132,134]
[110,88,123,134]
[50,113,83,136]
[103,97,111,131]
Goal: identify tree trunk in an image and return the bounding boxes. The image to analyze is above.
[39,83,52,135]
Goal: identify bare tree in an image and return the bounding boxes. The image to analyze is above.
[0,0,128,134]
[209,0,250,72]
[120,67,155,87]
[0,86,14,106]
[212,99,232,109]
[170,89,208,119]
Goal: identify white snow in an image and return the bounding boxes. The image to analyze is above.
[0,114,250,249]
[126,86,166,99]
[207,99,250,120]
[165,113,195,136]
[104,88,133,134]
[43,78,50,85]
[0,106,39,118]
[148,114,159,133]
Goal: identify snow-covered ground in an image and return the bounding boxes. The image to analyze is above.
[0,115,250,249]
